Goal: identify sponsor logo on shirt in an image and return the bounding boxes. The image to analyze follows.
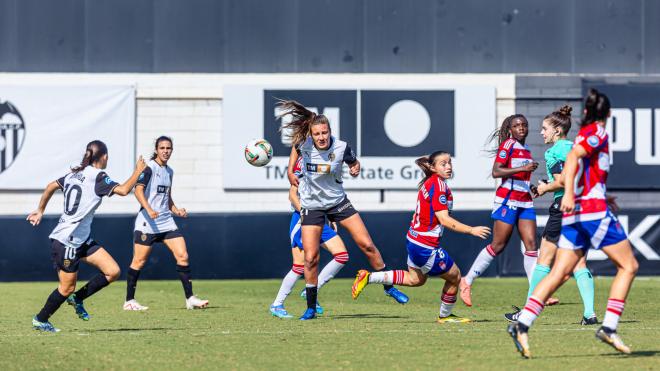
[306,163,331,174]
[587,135,599,147]
[157,185,170,194]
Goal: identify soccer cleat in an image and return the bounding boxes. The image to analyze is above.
[352,270,370,300]
[32,316,60,333]
[437,314,471,323]
[458,278,472,307]
[504,305,521,323]
[595,327,631,354]
[66,294,90,321]
[315,302,324,315]
[270,305,293,319]
[581,315,599,325]
[384,286,409,304]
[299,308,316,321]
[123,299,149,311]
[507,322,531,359]
[545,297,560,306]
[185,295,209,310]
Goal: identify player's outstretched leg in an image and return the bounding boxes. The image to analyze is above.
[69,247,120,320]
[340,214,409,304]
[33,288,69,333]
[164,237,208,309]
[270,263,303,319]
[352,269,408,300]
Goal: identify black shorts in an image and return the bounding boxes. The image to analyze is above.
[51,239,101,273]
[300,197,358,226]
[542,197,563,243]
[133,230,183,246]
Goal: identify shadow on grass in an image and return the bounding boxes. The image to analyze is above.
[86,327,186,333]
[537,349,660,359]
[175,305,226,310]
[603,350,660,357]
[328,313,406,319]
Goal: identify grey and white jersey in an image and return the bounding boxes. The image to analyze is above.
[49,166,119,247]
[298,136,357,210]
[134,160,177,234]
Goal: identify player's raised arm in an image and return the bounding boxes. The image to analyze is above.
[112,156,147,196]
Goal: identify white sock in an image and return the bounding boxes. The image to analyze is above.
[518,296,545,327]
[603,298,625,331]
[368,270,406,285]
[439,293,457,318]
[318,252,348,289]
[272,265,303,307]
[368,271,391,285]
[465,245,496,285]
[523,250,538,283]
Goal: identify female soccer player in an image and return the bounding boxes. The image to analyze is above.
[124,136,208,311]
[352,152,491,322]
[280,100,408,320]
[269,157,350,318]
[505,106,597,325]
[508,89,638,358]
[460,114,540,306]
[27,140,146,332]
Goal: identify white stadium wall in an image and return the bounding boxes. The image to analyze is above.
[0,73,514,215]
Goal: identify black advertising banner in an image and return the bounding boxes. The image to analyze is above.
[583,82,660,189]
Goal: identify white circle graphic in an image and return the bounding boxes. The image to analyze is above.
[383,100,431,147]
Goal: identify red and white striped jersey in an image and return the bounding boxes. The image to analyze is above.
[563,122,610,224]
[406,174,453,249]
[290,157,304,212]
[493,138,534,208]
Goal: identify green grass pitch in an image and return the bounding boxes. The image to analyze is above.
[1,277,659,370]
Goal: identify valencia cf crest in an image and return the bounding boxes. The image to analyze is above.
[141,233,147,242]
[328,152,335,161]
[63,259,71,268]
[0,100,26,174]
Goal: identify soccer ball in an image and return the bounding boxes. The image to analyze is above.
[244,139,273,167]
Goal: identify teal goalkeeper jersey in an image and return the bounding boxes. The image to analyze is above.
[544,139,573,200]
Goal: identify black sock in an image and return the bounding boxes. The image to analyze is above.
[305,286,318,310]
[378,266,393,291]
[36,289,68,322]
[126,268,141,301]
[177,265,193,299]
[74,273,110,301]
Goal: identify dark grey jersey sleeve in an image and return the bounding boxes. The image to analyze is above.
[136,167,152,187]
[549,161,564,176]
[343,144,357,165]
[95,172,120,197]
[55,175,67,190]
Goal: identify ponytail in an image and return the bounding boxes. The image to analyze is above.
[581,88,611,127]
[544,105,572,136]
[278,100,330,148]
[415,150,449,188]
[72,140,108,173]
